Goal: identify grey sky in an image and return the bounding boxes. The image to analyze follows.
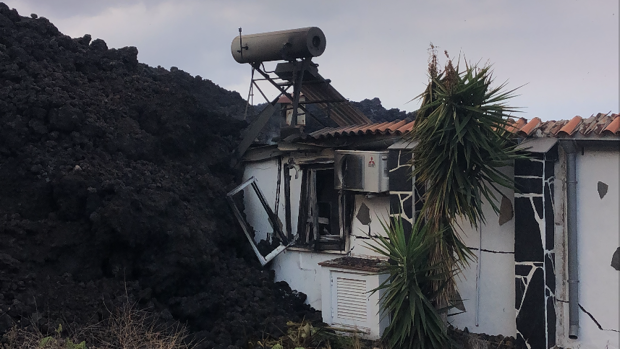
[5,0,619,121]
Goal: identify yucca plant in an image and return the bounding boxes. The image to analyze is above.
[367,216,451,349]
[412,51,521,228]
[408,48,524,306]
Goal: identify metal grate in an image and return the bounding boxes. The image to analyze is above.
[336,277,367,321]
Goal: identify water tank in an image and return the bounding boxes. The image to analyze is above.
[231,27,326,64]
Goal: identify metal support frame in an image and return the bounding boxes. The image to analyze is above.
[251,61,327,128]
[235,58,330,161]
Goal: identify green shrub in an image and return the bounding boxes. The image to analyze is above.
[367,217,450,349]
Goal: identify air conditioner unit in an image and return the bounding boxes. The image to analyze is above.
[334,150,389,193]
[319,257,389,340]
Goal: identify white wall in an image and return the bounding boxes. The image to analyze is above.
[241,147,620,346]
[242,158,394,311]
[242,158,304,243]
[349,194,391,258]
[448,167,517,337]
[241,159,279,243]
[243,157,339,310]
[271,249,342,310]
[556,148,620,349]
[243,157,518,339]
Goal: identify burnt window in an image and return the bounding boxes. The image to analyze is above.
[227,163,354,266]
[297,166,353,251]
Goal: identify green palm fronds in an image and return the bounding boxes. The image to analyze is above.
[371,49,523,349]
[367,217,451,349]
[411,56,522,229]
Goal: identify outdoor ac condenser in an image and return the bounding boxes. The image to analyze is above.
[334,150,389,193]
[319,257,389,340]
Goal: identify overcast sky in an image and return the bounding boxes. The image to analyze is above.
[6,0,619,121]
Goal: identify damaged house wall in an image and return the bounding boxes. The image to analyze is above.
[556,147,620,349]
[241,157,331,310]
[237,132,619,347]
[347,195,392,257]
[241,146,520,339]
[241,153,395,312]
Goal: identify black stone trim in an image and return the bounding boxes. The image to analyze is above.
[515,159,544,176]
[516,176,543,194]
[514,151,557,349]
[514,197,543,263]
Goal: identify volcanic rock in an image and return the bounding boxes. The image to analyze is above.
[0,3,315,348]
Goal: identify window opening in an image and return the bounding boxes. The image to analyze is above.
[229,163,354,267]
[299,166,352,251]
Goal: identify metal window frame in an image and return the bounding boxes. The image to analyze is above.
[226,176,290,266]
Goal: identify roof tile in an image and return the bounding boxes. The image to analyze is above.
[518,117,541,137]
[603,114,620,134]
[558,116,583,136]
[307,113,620,140]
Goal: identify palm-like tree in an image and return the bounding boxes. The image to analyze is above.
[409,49,522,307]
[372,47,523,349]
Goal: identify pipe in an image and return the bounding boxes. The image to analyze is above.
[563,141,579,339]
[475,224,482,327]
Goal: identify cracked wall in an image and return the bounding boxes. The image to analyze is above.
[389,147,517,336]
[514,147,557,349]
[448,165,517,336]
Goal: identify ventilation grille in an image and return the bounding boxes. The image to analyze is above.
[336,277,367,321]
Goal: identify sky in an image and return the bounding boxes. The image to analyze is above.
[5,0,619,121]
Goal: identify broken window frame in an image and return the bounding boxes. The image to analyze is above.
[297,165,353,252]
[226,176,290,266]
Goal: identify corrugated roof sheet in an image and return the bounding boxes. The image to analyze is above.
[300,83,371,126]
[275,63,371,127]
[307,113,620,140]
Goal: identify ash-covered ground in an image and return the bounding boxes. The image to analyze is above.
[0,3,317,348]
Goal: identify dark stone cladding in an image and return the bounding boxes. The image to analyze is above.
[388,149,414,232]
[515,159,543,176]
[514,150,556,349]
[514,197,543,263]
[516,177,543,194]
[388,150,412,192]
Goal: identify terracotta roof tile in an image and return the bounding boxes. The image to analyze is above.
[308,120,415,139]
[518,117,541,137]
[506,118,527,133]
[396,121,415,133]
[306,113,620,140]
[603,114,620,134]
[558,116,583,136]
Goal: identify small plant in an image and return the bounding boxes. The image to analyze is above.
[37,324,87,349]
[2,303,194,349]
[247,320,371,349]
[367,216,451,349]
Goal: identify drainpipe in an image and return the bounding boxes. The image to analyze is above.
[562,141,579,339]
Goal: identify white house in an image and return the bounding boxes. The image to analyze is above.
[228,108,620,348]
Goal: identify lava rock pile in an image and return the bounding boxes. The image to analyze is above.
[0,3,314,348]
